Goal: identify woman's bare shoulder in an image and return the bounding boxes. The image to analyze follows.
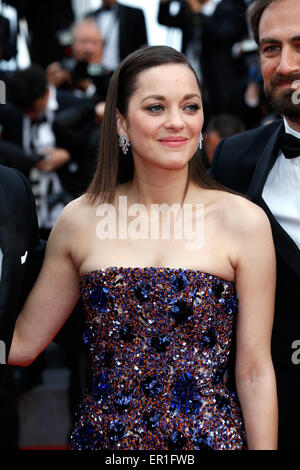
[50,194,97,238]
[212,190,272,237]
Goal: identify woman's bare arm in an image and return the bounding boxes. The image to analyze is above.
[233,202,278,449]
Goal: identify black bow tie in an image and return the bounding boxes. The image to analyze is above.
[101,4,114,11]
[31,116,47,127]
[279,131,300,159]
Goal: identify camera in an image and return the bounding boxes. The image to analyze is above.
[60,57,105,81]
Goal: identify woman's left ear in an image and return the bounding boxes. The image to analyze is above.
[116,110,127,137]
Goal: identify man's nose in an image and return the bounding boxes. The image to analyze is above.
[277,45,300,75]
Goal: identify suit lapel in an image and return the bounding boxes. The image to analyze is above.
[247,121,300,279]
[247,121,283,201]
[0,185,23,308]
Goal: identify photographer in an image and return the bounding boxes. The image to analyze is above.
[46,19,110,106]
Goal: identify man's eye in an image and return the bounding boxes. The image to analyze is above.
[263,45,280,54]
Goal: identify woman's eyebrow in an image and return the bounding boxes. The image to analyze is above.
[140,93,201,104]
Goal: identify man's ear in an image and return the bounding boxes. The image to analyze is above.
[116,110,127,137]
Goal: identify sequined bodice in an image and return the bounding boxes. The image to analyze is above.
[69,267,246,450]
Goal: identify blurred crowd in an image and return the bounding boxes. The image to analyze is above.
[0,0,279,449]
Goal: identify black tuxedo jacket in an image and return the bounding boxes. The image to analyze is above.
[87,3,148,63]
[210,119,300,449]
[0,165,45,364]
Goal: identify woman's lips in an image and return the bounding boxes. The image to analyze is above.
[158,137,188,147]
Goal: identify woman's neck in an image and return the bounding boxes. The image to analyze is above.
[126,170,191,208]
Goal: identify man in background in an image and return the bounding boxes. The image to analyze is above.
[46,18,109,105]
[0,164,44,449]
[86,0,148,74]
[210,0,300,449]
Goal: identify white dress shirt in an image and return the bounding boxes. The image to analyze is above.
[23,85,65,230]
[262,118,300,249]
[201,0,222,16]
[96,6,120,72]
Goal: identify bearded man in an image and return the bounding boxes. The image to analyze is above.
[210,0,300,450]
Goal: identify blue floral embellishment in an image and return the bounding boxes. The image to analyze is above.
[118,323,135,342]
[108,420,126,442]
[171,273,188,292]
[151,335,170,353]
[171,372,202,414]
[114,388,133,413]
[143,410,160,430]
[200,328,217,349]
[192,430,212,450]
[215,393,231,413]
[212,366,225,385]
[167,430,187,450]
[141,376,163,397]
[134,282,151,302]
[170,299,193,325]
[88,285,108,309]
[91,371,111,401]
[211,281,224,299]
[225,296,238,315]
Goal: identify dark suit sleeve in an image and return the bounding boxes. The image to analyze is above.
[0,167,46,363]
[135,8,148,48]
[158,1,189,30]
[0,140,42,176]
[200,2,248,42]
[14,171,46,305]
[209,138,226,180]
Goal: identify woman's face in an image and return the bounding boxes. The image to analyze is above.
[117,63,204,173]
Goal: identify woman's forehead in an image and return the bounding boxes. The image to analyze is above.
[132,63,201,97]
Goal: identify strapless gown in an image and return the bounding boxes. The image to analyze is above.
[69,267,247,450]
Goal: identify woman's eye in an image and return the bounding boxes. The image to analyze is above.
[146,104,164,113]
[184,104,200,112]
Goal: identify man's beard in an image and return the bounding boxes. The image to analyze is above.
[264,72,300,119]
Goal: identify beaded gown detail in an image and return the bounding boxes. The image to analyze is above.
[69,267,247,450]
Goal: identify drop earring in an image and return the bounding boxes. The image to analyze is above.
[119,134,131,155]
[199,133,203,150]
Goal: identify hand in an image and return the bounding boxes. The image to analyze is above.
[95,101,106,121]
[185,0,208,13]
[36,148,71,172]
[46,62,72,87]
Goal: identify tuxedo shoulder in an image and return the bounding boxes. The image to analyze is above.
[0,164,30,195]
[220,119,283,148]
[0,164,23,184]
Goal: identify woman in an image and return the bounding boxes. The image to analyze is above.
[8,46,278,450]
